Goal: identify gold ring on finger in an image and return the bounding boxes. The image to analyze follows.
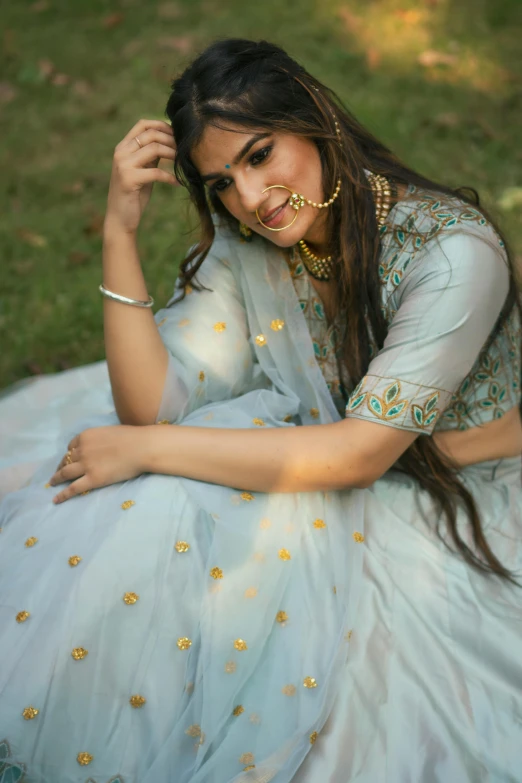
[135,135,142,149]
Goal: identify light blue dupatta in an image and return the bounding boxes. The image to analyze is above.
[148,224,366,782]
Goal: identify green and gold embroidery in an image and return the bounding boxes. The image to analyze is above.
[367,381,408,421]
[411,391,440,429]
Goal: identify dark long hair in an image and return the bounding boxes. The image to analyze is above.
[165,38,522,582]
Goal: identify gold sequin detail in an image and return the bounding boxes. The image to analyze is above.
[345,630,353,641]
[225,660,237,673]
[71,647,88,660]
[276,610,288,623]
[244,587,258,598]
[123,592,139,605]
[177,637,192,650]
[255,334,267,346]
[213,321,227,332]
[303,676,317,689]
[234,638,248,651]
[185,724,201,737]
[252,418,265,426]
[121,500,135,510]
[44,482,51,488]
[244,765,256,771]
[310,408,319,419]
[283,414,293,422]
[210,566,223,580]
[77,752,93,766]
[353,531,365,543]
[185,681,194,693]
[129,694,146,708]
[278,548,291,561]
[16,611,30,623]
[25,536,38,547]
[178,318,190,327]
[239,752,255,765]
[22,706,39,720]
[313,518,326,529]
[175,541,190,553]
[185,284,193,295]
[260,518,272,530]
[310,731,318,745]
[232,705,244,716]
[157,317,167,327]
[282,684,296,696]
[68,555,82,567]
[157,419,170,425]
[333,586,337,594]
[198,371,205,382]
[80,490,90,496]
[270,319,285,331]
[241,492,255,502]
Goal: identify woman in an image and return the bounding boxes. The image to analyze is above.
[0,37,520,783]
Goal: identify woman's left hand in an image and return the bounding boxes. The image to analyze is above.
[49,425,147,504]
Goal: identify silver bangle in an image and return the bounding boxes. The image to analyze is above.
[99,284,154,308]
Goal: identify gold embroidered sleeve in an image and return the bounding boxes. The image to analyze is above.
[345,375,453,434]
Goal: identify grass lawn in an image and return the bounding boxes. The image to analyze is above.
[1,0,521,389]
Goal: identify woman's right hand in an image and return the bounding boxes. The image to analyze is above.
[105,119,179,236]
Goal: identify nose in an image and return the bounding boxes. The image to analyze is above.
[234,172,269,216]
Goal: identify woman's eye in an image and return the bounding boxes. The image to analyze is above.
[250,145,272,165]
[213,179,230,193]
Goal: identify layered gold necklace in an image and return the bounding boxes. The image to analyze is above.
[297,173,398,281]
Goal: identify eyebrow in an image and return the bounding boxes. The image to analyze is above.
[200,132,271,183]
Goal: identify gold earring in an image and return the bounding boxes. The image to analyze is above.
[239,222,253,242]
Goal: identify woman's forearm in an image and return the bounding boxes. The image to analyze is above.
[103,224,169,425]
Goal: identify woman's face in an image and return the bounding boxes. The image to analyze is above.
[191,123,330,250]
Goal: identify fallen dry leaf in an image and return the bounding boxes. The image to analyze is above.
[83,213,105,237]
[337,7,361,34]
[62,181,85,195]
[13,260,35,276]
[418,50,457,68]
[16,228,48,248]
[38,58,54,79]
[366,47,381,71]
[433,112,461,129]
[157,35,193,53]
[122,39,143,58]
[393,9,423,24]
[67,251,90,266]
[102,12,125,29]
[72,79,92,97]
[157,2,182,20]
[0,81,17,104]
[51,72,71,86]
[24,361,44,376]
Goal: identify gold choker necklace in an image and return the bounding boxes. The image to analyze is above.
[297,239,335,281]
[297,174,398,281]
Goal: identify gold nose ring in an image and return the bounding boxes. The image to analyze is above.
[256,185,300,232]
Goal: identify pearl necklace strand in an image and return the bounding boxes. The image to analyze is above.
[297,174,398,281]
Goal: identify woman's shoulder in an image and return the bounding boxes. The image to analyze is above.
[385,184,500,246]
[379,184,507,298]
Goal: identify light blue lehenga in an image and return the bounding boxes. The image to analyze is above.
[0,186,521,783]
